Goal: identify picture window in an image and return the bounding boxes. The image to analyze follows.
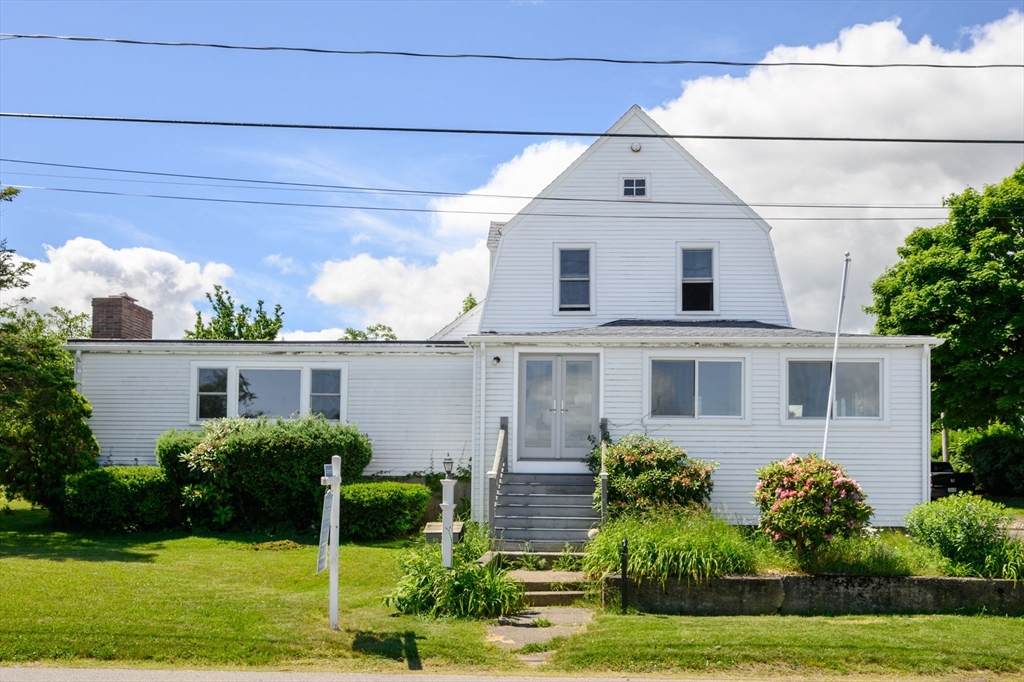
[787,360,881,419]
[651,359,743,418]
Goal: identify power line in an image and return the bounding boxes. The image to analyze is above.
[2,112,1020,145]
[4,184,953,222]
[2,33,1021,69]
[0,158,949,211]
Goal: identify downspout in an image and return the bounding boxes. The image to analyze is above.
[479,341,487,515]
[922,342,932,505]
[74,350,82,386]
[470,343,478,520]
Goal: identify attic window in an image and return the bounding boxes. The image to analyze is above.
[558,248,591,311]
[681,248,715,312]
[623,177,646,198]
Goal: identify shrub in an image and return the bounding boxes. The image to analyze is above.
[161,415,372,529]
[797,531,950,577]
[957,424,1024,496]
[588,433,716,517]
[754,453,873,557]
[385,522,524,619]
[904,493,1015,576]
[155,429,202,490]
[336,482,430,540]
[62,466,177,531]
[583,511,756,586]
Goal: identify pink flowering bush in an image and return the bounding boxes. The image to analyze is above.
[754,453,873,556]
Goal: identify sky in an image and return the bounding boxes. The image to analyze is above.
[1,0,1022,339]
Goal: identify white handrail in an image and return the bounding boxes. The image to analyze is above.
[488,427,506,479]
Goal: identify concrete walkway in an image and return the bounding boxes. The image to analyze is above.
[0,669,729,682]
[485,606,593,666]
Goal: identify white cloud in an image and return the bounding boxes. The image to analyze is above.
[16,237,232,338]
[308,241,490,339]
[308,140,587,338]
[279,327,350,341]
[648,11,1024,332]
[263,253,301,275]
[430,139,588,236]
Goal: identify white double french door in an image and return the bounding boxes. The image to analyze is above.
[518,354,599,461]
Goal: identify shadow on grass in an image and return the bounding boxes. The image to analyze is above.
[351,630,423,670]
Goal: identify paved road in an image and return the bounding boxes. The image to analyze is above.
[0,669,728,682]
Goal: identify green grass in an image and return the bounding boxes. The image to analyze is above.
[0,498,514,671]
[548,613,1024,676]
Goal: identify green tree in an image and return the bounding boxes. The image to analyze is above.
[0,238,36,311]
[461,292,479,314]
[866,163,1024,430]
[185,285,284,340]
[339,323,397,341]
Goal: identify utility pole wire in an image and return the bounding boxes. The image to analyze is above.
[2,33,1021,69]
[2,113,1021,144]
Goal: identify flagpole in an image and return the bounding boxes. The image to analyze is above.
[822,252,852,459]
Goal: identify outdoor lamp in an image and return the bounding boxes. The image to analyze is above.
[443,456,453,479]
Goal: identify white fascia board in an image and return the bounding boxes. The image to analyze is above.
[465,334,944,348]
[63,341,471,356]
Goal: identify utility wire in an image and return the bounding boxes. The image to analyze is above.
[2,113,1020,145]
[2,33,1021,69]
[0,159,949,211]
[3,184,953,222]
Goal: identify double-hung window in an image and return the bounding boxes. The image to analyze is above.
[681,248,715,312]
[557,247,592,312]
[310,369,343,420]
[650,359,744,418]
[787,360,881,419]
[196,368,228,419]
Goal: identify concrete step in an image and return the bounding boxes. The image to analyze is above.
[526,590,587,607]
[496,528,594,543]
[495,515,599,530]
[497,539,588,552]
[508,570,587,592]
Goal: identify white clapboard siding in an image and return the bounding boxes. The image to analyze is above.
[77,348,474,477]
[480,109,790,333]
[469,343,927,527]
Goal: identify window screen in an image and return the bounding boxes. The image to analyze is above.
[698,361,742,416]
[559,249,590,311]
[788,361,881,419]
[651,360,695,417]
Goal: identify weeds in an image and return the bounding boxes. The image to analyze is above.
[552,543,583,572]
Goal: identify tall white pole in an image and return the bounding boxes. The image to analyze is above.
[440,475,456,569]
[822,253,852,460]
[329,454,341,630]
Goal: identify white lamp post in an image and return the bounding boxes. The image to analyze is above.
[440,455,455,569]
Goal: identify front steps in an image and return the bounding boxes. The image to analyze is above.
[493,473,599,551]
[508,570,588,606]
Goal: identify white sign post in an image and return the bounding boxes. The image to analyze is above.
[440,476,456,569]
[318,455,342,630]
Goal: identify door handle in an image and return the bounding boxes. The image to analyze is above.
[560,399,569,413]
[549,400,557,413]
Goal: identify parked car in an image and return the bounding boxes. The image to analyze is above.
[930,461,975,501]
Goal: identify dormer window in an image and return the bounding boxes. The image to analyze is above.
[678,244,718,313]
[623,177,646,197]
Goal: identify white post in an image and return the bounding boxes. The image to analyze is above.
[600,440,609,525]
[822,253,852,460]
[440,476,456,569]
[319,455,342,630]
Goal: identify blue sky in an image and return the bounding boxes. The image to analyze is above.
[1,1,1021,337]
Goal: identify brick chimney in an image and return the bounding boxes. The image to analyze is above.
[91,293,154,339]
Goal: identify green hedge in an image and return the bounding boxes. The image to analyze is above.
[337,482,431,540]
[62,466,177,531]
[155,416,373,529]
[905,493,1015,576]
[959,424,1024,496]
[155,429,202,490]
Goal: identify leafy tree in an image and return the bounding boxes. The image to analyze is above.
[185,285,284,340]
[1,186,20,202]
[0,238,36,311]
[866,163,1024,430]
[461,292,479,314]
[340,323,397,341]
[1,309,99,514]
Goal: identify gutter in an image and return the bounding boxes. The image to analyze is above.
[465,334,945,349]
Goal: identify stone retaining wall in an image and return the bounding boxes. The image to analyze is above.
[604,575,1024,616]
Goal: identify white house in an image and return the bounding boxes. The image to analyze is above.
[67,106,940,544]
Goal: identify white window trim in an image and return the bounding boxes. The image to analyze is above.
[619,173,651,201]
[552,242,597,316]
[778,351,889,427]
[189,359,348,425]
[676,241,720,316]
[642,350,752,424]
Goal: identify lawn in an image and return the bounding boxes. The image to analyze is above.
[2,497,1023,677]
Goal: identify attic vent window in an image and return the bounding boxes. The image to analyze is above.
[623,177,646,197]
